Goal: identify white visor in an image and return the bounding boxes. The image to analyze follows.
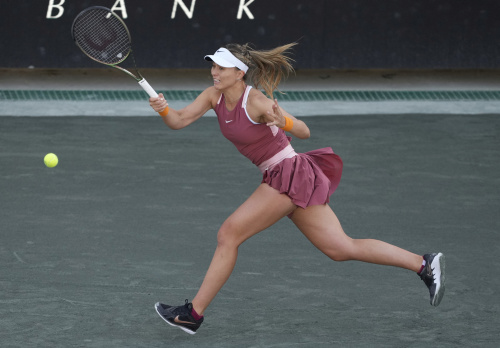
[204,48,249,73]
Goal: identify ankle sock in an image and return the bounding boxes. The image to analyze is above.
[418,257,426,274]
[191,307,203,321]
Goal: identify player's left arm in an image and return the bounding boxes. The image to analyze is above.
[247,90,310,139]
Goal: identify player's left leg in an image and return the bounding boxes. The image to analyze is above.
[291,204,423,270]
[291,204,445,305]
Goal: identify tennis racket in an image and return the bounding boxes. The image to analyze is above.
[71,6,168,116]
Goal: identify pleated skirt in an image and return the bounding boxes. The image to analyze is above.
[261,147,343,210]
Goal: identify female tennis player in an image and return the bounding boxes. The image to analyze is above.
[150,43,445,334]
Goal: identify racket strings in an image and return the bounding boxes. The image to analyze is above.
[73,9,131,65]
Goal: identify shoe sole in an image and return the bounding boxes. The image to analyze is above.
[154,302,196,335]
[430,253,446,306]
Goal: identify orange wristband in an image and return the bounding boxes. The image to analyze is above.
[159,106,169,117]
[280,116,294,132]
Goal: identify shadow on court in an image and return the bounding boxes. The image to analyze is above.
[1,115,499,347]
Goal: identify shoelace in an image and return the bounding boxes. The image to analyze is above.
[171,299,191,315]
[419,265,436,285]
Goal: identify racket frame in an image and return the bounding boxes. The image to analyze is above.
[71,6,160,99]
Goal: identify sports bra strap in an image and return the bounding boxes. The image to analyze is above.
[242,85,252,108]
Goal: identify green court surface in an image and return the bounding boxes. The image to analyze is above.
[1,114,499,347]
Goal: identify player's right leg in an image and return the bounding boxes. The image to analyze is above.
[191,183,296,313]
[155,183,296,333]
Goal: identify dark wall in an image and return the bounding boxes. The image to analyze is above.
[1,0,499,69]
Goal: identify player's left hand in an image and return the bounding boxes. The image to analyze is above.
[264,99,286,128]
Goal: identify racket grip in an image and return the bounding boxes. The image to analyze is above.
[139,78,169,116]
[138,78,159,98]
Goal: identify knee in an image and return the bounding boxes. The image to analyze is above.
[324,239,355,262]
[328,252,351,262]
[216,219,241,249]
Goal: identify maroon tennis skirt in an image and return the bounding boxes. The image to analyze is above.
[261,147,343,210]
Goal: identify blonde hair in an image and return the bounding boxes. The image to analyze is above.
[225,42,297,99]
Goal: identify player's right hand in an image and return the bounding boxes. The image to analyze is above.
[150,93,169,113]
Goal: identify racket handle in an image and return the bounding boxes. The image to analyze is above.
[138,78,169,116]
[138,78,159,98]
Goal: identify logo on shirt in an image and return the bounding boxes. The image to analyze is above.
[225,120,233,123]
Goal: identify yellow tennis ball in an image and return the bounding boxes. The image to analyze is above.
[44,153,58,168]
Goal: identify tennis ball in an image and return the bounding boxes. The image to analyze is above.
[44,153,58,168]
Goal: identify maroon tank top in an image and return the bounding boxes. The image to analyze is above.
[215,86,290,166]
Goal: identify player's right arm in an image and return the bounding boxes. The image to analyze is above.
[149,87,216,130]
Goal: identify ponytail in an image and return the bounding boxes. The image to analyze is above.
[225,42,297,99]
